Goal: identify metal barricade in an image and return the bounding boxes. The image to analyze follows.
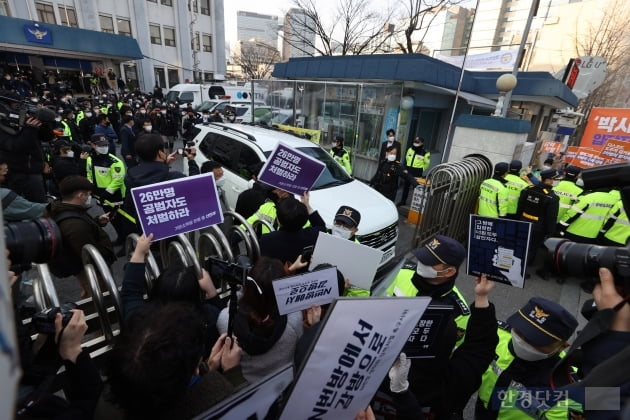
[413,154,492,246]
[32,263,61,311]
[125,233,160,292]
[159,234,202,277]
[225,210,261,262]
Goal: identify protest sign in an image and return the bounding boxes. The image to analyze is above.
[541,140,563,155]
[580,107,630,151]
[131,173,223,241]
[194,364,294,420]
[599,139,630,164]
[279,297,429,420]
[402,304,455,359]
[258,142,326,195]
[310,232,384,290]
[273,267,340,315]
[571,147,607,168]
[564,146,579,162]
[467,215,531,288]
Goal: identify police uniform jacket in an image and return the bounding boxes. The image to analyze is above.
[516,185,559,236]
[330,146,352,175]
[86,153,126,203]
[371,160,417,195]
[478,177,509,218]
[552,180,583,222]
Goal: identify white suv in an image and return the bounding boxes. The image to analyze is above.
[185,123,399,269]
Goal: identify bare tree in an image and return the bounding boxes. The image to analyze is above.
[574,0,630,116]
[282,0,397,57]
[395,0,466,54]
[232,39,281,79]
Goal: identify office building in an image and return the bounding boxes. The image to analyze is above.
[282,8,316,60]
[237,11,278,47]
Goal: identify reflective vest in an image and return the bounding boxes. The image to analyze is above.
[75,110,85,125]
[552,180,583,222]
[405,147,430,171]
[86,154,126,202]
[330,147,352,175]
[478,178,509,218]
[560,190,620,239]
[504,173,529,216]
[601,200,630,246]
[243,200,311,235]
[60,120,73,141]
[385,263,470,347]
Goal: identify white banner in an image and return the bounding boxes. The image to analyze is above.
[279,297,429,419]
[436,49,518,70]
[273,267,340,315]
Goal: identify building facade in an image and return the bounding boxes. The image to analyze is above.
[236,11,278,47]
[0,0,226,92]
[282,8,316,60]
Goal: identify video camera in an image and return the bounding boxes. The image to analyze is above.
[33,302,78,334]
[204,255,251,290]
[0,91,57,136]
[545,238,630,294]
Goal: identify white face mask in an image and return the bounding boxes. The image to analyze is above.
[215,177,225,188]
[140,110,146,114]
[387,136,394,142]
[84,195,92,208]
[576,178,584,187]
[93,109,100,115]
[416,262,439,278]
[160,110,167,115]
[510,330,556,361]
[66,151,74,158]
[543,165,552,170]
[144,125,152,132]
[55,117,62,122]
[85,112,93,118]
[332,225,353,240]
[96,146,109,155]
[386,154,396,162]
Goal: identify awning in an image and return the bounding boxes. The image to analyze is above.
[0,15,143,62]
[413,82,497,109]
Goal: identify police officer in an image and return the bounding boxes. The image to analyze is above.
[86,134,126,241]
[504,160,529,219]
[245,187,291,235]
[398,136,430,207]
[559,188,621,243]
[552,165,583,222]
[478,162,509,218]
[330,205,369,296]
[60,108,81,143]
[598,189,630,246]
[475,297,577,420]
[370,145,418,202]
[329,135,352,175]
[386,235,470,347]
[516,169,559,266]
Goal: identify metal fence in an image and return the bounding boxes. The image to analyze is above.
[413,154,492,247]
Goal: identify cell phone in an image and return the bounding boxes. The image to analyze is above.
[108,205,120,220]
[301,245,314,263]
[177,148,183,155]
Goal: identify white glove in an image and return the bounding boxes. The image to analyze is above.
[388,352,410,393]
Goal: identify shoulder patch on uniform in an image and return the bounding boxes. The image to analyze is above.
[497,320,511,331]
[403,258,417,270]
[114,166,121,173]
[444,290,470,316]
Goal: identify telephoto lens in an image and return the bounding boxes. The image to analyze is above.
[4,218,62,272]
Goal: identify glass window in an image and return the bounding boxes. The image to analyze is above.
[204,72,214,82]
[164,27,176,47]
[202,34,212,52]
[236,146,262,180]
[191,31,200,51]
[0,0,11,16]
[188,0,198,12]
[35,2,56,24]
[179,92,194,103]
[150,24,162,45]
[154,67,166,88]
[200,0,211,15]
[161,0,172,5]
[167,69,179,87]
[147,0,157,3]
[199,133,239,170]
[58,6,77,27]
[100,14,114,33]
[117,18,132,37]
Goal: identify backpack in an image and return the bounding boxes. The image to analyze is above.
[48,211,99,278]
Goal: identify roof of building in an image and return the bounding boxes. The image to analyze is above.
[0,15,143,61]
[272,54,578,108]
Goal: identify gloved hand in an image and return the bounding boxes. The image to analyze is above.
[388,352,410,393]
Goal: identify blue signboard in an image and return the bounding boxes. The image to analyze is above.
[23,24,53,45]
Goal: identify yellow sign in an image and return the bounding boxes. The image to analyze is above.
[273,123,321,144]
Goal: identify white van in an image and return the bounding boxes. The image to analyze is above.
[165,83,267,109]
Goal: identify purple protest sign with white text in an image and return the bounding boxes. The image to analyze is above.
[258,142,326,195]
[131,173,223,241]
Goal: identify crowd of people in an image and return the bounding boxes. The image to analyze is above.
[1,79,629,419]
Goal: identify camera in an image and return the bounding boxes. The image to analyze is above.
[184,141,196,155]
[5,218,63,272]
[33,303,78,334]
[301,245,314,263]
[544,237,630,293]
[204,256,251,289]
[0,91,56,136]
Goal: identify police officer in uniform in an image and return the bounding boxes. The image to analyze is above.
[552,165,583,222]
[504,160,529,219]
[475,297,578,420]
[371,145,418,202]
[478,162,509,218]
[60,109,81,143]
[386,235,470,347]
[516,169,559,267]
[559,188,621,243]
[86,134,126,241]
[598,187,630,246]
[398,136,430,207]
[329,135,352,175]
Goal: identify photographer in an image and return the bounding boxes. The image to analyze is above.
[0,160,46,221]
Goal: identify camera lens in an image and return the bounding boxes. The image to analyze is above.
[545,238,617,277]
[5,218,62,271]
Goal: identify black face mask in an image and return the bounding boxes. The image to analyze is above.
[410,272,455,297]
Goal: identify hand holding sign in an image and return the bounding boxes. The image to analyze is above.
[258,142,326,195]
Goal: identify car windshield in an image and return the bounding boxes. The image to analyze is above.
[164,90,179,103]
[296,146,353,189]
[197,100,220,112]
[234,107,249,116]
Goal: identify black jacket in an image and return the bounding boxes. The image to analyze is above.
[516,185,559,235]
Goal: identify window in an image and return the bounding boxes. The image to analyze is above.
[150,24,162,44]
[200,0,210,15]
[190,31,200,51]
[204,72,214,82]
[58,6,77,27]
[188,0,198,12]
[202,34,212,52]
[147,0,157,3]
[35,2,56,24]
[161,0,172,5]
[117,18,132,37]
[163,27,176,47]
[154,67,166,88]
[167,69,179,87]
[100,14,114,33]
[0,0,11,16]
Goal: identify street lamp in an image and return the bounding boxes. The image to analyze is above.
[493,73,517,117]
